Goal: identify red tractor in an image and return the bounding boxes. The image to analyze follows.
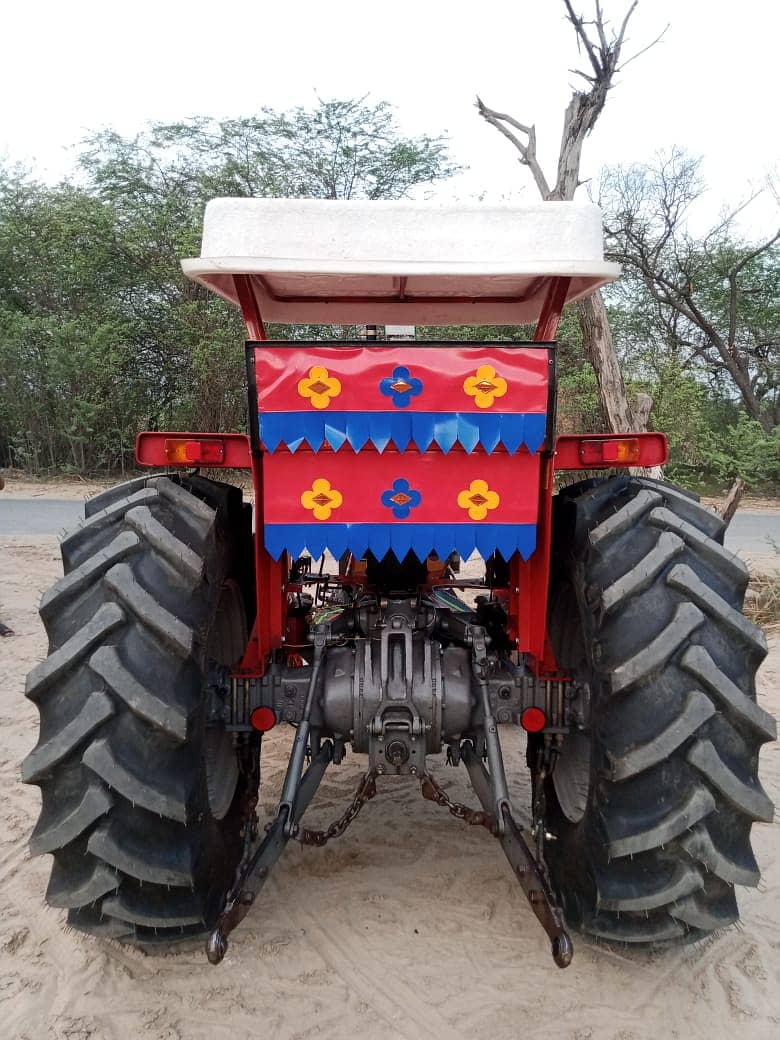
[24,199,774,966]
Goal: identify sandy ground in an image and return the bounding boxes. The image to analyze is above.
[0,533,778,1040]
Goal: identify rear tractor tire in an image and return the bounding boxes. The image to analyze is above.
[542,475,775,944]
[23,474,258,948]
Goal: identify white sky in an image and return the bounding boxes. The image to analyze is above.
[2,0,778,233]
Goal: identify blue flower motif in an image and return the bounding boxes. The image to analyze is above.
[379,365,423,408]
[381,478,422,519]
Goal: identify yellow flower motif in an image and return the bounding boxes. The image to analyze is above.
[457,479,500,521]
[297,366,342,409]
[301,478,343,521]
[463,365,508,409]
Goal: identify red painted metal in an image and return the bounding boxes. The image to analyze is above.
[135,431,252,468]
[507,278,572,673]
[236,450,286,676]
[234,273,267,341]
[225,282,287,676]
[534,277,570,342]
[555,432,669,470]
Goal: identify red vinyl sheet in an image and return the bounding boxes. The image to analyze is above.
[262,447,541,525]
[253,344,550,414]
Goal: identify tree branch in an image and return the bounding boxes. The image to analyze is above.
[476,97,552,197]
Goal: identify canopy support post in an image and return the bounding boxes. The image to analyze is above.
[235,274,267,340]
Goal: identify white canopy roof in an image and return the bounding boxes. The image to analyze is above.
[181,198,619,326]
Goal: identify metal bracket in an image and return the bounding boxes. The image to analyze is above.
[460,741,573,969]
[206,740,334,965]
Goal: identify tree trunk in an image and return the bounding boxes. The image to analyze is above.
[577,291,637,431]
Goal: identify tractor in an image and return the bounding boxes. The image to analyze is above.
[23,198,775,967]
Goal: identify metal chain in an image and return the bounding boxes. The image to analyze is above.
[295,769,379,847]
[419,772,496,833]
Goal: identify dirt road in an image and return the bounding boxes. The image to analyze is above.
[0,532,777,1040]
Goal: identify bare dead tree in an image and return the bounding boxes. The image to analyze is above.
[601,150,780,432]
[477,0,668,440]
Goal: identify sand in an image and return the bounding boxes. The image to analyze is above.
[0,530,777,1040]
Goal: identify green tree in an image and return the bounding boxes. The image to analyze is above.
[0,100,457,474]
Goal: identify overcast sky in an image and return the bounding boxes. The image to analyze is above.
[2,0,778,234]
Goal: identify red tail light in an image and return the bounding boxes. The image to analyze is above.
[164,438,225,465]
[554,432,668,470]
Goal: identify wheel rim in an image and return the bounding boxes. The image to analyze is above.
[552,728,591,823]
[550,580,593,824]
[205,579,246,820]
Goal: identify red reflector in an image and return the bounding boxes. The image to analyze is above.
[250,707,277,732]
[164,438,225,465]
[579,437,640,466]
[520,706,547,733]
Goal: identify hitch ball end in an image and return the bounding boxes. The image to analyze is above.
[206,929,228,965]
[551,931,574,968]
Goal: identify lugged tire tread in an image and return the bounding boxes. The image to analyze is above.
[679,823,760,887]
[588,488,662,547]
[30,781,113,856]
[87,818,195,887]
[633,478,725,539]
[667,563,768,657]
[609,689,715,780]
[597,861,703,912]
[67,906,135,940]
[601,530,684,614]
[648,506,749,587]
[584,912,686,944]
[610,602,705,694]
[40,530,140,618]
[126,505,204,585]
[156,477,215,540]
[89,645,189,741]
[46,855,118,908]
[83,737,190,823]
[104,563,194,659]
[680,645,776,742]
[84,474,174,519]
[25,474,253,950]
[61,487,160,566]
[22,690,115,782]
[670,891,739,931]
[102,888,205,928]
[545,475,771,948]
[604,785,716,859]
[687,739,774,822]
[25,603,125,702]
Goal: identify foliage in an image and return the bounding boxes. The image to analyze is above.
[0,100,456,473]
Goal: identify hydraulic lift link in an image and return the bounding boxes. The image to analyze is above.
[460,741,573,969]
[207,636,331,965]
[206,740,334,965]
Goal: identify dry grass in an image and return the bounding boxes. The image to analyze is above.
[746,572,780,631]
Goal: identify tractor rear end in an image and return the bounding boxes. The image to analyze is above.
[23,199,774,965]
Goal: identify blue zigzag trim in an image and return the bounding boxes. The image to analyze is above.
[259,411,546,455]
[264,523,537,563]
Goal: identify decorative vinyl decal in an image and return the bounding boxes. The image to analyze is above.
[300,478,343,520]
[463,365,508,409]
[297,366,342,409]
[253,344,551,455]
[381,478,422,519]
[457,479,500,521]
[379,366,423,408]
